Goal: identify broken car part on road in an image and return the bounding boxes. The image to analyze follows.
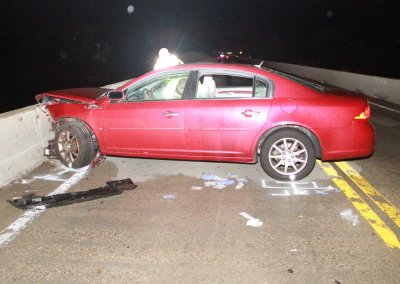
[8,178,137,210]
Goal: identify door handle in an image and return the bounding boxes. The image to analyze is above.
[162,111,180,118]
[241,109,260,117]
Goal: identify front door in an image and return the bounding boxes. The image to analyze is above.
[102,72,190,158]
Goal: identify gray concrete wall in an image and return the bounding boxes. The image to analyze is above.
[0,106,53,188]
[266,61,400,105]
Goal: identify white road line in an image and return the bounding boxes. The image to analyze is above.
[0,166,90,247]
[369,101,400,114]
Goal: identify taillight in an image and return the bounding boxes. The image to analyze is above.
[354,106,370,120]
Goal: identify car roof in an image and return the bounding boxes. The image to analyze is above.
[118,63,274,91]
[156,62,268,75]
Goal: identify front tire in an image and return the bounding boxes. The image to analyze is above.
[55,122,96,168]
[260,129,316,181]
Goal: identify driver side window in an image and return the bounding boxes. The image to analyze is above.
[126,73,189,102]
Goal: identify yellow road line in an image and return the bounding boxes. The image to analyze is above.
[335,161,400,228]
[318,161,400,249]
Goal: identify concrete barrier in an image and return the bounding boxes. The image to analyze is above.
[266,61,400,105]
[0,81,128,189]
[0,105,53,188]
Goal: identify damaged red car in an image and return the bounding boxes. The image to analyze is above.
[36,63,375,181]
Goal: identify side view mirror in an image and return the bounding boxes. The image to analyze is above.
[107,91,125,101]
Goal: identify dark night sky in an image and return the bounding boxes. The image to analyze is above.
[1,0,399,112]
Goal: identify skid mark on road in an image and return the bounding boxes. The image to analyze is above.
[0,166,90,247]
[318,161,400,249]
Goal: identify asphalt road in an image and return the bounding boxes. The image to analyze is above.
[0,103,399,283]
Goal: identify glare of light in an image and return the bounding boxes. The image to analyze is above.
[219,54,225,58]
[127,5,134,14]
[239,51,243,54]
[289,174,296,181]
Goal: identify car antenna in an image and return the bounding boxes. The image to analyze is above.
[254,60,264,68]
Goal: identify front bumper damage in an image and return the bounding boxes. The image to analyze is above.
[8,178,137,210]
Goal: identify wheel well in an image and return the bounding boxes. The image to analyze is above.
[56,118,99,151]
[256,125,321,160]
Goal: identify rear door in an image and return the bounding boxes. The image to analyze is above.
[184,71,273,161]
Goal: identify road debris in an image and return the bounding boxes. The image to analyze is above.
[314,185,340,195]
[239,212,263,227]
[191,186,204,191]
[163,193,176,200]
[340,209,359,226]
[289,248,303,253]
[202,174,222,181]
[8,178,137,210]
[198,173,248,190]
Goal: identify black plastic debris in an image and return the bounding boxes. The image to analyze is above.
[8,178,137,210]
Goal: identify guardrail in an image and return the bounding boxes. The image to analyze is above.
[266,61,400,105]
[0,106,52,188]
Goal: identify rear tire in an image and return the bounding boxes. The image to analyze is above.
[260,129,316,181]
[55,122,96,168]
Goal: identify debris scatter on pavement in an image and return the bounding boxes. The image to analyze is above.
[163,193,176,200]
[340,209,360,226]
[239,212,263,227]
[8,178,137,210]
[193,173,248,190]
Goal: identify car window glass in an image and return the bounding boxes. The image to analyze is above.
[255,78,269,98]
[126,73,189,102]
[196,74,253,99]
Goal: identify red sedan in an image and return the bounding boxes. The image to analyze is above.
[36,64,375,181]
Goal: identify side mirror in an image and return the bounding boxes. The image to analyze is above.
[107,91,124,101]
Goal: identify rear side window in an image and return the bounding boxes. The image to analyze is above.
[255,78,268,98]
[195,73,270,99]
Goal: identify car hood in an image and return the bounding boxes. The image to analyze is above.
[36,87,112,104]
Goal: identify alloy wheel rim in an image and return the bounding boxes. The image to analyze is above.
[58,130,79,164]
[268,137,308,176]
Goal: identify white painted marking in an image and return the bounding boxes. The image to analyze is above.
[262,180,338,196]
[369,102,400,114]
[32,174,68,182]
[0,166,89,247]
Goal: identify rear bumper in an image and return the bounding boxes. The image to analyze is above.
[319,121,375,160]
